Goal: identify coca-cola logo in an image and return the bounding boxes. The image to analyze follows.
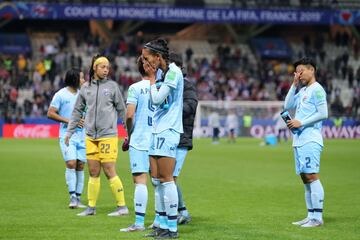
[14,125,52,138]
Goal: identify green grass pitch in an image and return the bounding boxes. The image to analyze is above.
[0,138,359,240]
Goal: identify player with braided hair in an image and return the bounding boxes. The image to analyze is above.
[142,39,183,239]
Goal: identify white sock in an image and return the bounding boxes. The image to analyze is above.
[65,168,76,198]
[163,181,178,232]
[75,170,84,198]
[134,184,148,227]
[304,183,314,219]
[310,180,324,221]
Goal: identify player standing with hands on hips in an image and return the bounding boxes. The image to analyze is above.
[65,55,129,217]
[283,58,328,227]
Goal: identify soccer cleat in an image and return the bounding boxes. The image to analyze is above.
[144,227,167,238]
[301,219,323,228]
[69,196,78,209]
[177,214,192,225]
[107,206,129,216]
[292,217,310,226]
[120,224,145,232]
[147,223,160,229]
[76,199,87,209]
[77,207,96,216]
[155,230,179,239]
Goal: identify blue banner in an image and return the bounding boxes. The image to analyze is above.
[1,2,360,25]
[252,37,293,58]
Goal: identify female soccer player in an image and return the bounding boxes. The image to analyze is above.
[47,68,86,209]
[120,57,154,232]
[142,39,184,239]
[65,55,129,217]
[284,58,328,227]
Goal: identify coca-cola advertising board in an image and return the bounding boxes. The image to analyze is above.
[3,124,127,138]
[3,124,59,138]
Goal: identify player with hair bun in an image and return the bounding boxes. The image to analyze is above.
[142,39,184,239]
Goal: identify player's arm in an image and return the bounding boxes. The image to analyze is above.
[300,103,328,127]
[150,84,171,105]
[125,104,136,141]
[143,59,173,105]
[47,107,68,124]
[66,90,86,138]
[48,93,68,123]
[114,83,127,131]
[284,72,300,110]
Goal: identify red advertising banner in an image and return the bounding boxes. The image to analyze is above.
[3,124,127,138]
[3,124,59,138]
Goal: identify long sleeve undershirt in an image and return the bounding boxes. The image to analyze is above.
[284,85,297,110]
[300,103,328,127]
[150,84,171,105]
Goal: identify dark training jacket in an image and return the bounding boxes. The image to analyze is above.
[178,78,198,150]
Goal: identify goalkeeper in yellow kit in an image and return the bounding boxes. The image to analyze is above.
[65,55,129,216]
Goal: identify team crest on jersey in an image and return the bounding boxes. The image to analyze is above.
[302,95,308,102]
[103,88,111,96]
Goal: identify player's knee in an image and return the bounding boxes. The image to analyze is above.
[151,177,160,187]
[103,167,116,179]
[76,161,84,171]
[66,160,77,169]
[301,173,318,183]
[89,167,100,177]
[133,173,147,184]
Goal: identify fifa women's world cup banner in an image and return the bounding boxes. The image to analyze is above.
[0,2,360,25]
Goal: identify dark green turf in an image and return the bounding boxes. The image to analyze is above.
[0,138,359,239]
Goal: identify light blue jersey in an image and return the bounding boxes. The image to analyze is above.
[293,82,327,147]
[152,63,184,134]
[127,79,154,151]
[50,87,85,138]
[50,87,86,162]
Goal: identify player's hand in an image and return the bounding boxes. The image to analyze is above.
[293,72,300,87]
[64,135,70,146]
[287,119,301,129]
[122,137,129,151]
[142,58,156,83]
[77,119,84,128]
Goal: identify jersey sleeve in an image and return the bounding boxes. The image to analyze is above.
[312,86,327,106]
[163,68,180,89]
[126,85,138,105]
[50,92,61,110]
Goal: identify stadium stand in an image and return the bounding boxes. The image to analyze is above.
[0,1,359,124]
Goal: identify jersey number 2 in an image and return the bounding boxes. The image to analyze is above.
[305,157,311,168]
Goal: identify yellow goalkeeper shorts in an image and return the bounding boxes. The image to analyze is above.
[85,137,118,162]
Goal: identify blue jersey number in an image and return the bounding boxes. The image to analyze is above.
[305,157,311,168]
[156,137,165,149]
[148,100,155,126]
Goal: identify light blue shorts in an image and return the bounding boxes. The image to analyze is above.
[129,146,150,174]
[294,142,323,175]
[174,147,188,177]
[59,134,86,162]
[149,129,180,158]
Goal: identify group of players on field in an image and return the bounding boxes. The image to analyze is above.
[48,37,328,239]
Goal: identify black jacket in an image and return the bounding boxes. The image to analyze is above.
[178,78,198,150]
